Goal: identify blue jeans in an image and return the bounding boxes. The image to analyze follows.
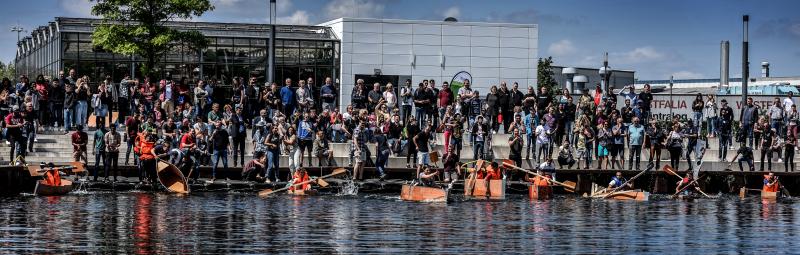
[64,108,74,129]
[564,120,575,144]
[75,100,88,127]
[770,119,783,137]
[473,140,485,160]
[212,149,228,178]
[706,117,717,136]
[526,133,535,157]
[376,149,389,176]
[693,112,702,128]
[266,150,280,182]
[415,108,426,128]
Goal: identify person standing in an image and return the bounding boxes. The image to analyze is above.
[784,92,795,136]
[320,77,336,112]
[116,75,133,125]
[645,120,664,169]
[265,125,282,183]
[508,129,523,168]
[297,113,315,167]
[245,77,261,124]
[458,79,476,118]
[280,78,295,116]
[683,119,700,171]
[497,82,511,133]
[740,97,759,147]
[210,121,230,181]
[71,124,88,167]
[718,100,734,161]
[759,126,776,172]
[63,84,76,131]
[230,106,247,167]
[784,133,796,172]
[427,80,440,128]
[611,117,627,169]
[74,78,91,128]
[374,128,390,180]
[296,79,314,113]
[413,82,430,129]
[438,82,454,126]
[5,106,25,162]
[414,125,432,177]
[535,121,551,163]
[104,125,121,181]
[471,116,488,160]
[524,109,536,159]
[666,124,684,170]
[399,79,413,125]
[627,117,645,170]
[92,127,107,181]
[704,95,718,138]
[367,82,383,113]
[486,86,500,133]
[768,97,785,137]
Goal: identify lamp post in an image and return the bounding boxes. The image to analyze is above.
[599,52,613,97]
[669,75,674,117]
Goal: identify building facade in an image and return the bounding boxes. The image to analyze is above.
[321,18,539,108]
[15,17,340,86]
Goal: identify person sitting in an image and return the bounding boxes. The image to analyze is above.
[482,161,502,181]
[417,165,438,187]
[242,151,267,182]
[538,157,557,181]
[526,169,551,188]
[289,168,311,192]
[675,172,697,195]
[608,171,633,190]
[763,172,780,193]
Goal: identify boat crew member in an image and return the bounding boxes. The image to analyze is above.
[138,131,158,186]
[43,163,62,187]
[289,168,311,191]
[608,171,633,190]
[675,173,697,195]
[526,169,551,188]
[418,165,438,187]
[763,172,780,193]
[442,145,460,182]
[482,161,502,197]
[538,157,557,181]
[242,151,267,182]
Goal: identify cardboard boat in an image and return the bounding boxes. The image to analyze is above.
[464,178,506,200]
[761,190,778,201]
[400,184,449,203]
[598,189,650,201]
[529,185,553,200]
[33,179,74,196]
[156,160,189,194]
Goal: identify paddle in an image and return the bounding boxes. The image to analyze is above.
[258,168,347,197]
[465,160,485,196]
[501,162,576,191]
[663,165,712,199]
[671,174,706,198]
[601,163,654,199]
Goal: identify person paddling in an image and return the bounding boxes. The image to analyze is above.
[289,168,311,192]
[418,165,438,187]
[763,172,780,193]
[608,171,632,190]
[675,172,698,196]
[526,169,551,188]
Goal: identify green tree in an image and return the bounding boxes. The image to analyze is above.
[536,57,559,97]
[90,0,214,77]
[0,61,15,79]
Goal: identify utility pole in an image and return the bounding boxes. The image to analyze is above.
[11,24,24,50]
[669,75,674,117]
[742,15,749,104]
[267,0,277,84]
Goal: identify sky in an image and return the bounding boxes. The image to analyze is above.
[1,0,799,80]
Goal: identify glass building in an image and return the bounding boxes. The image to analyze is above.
[15,17,340,86]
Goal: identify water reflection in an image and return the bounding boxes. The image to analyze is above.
[0,193,797,253]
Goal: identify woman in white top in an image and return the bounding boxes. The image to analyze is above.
[704,95,718,138]
[383,83,397,114]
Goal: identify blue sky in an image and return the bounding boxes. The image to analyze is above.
[2,0,799,80]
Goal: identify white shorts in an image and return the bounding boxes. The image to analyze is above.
[418,152,430,165]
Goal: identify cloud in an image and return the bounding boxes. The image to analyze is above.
[484,9,581,25]
[671,71,705,79]
[791,23,800,37]
[442,6,460,19]
[548,39,577,57]
[618,46,665,64]
[278,10,310,25]
[325,0,386,20]
[59,0,94,17]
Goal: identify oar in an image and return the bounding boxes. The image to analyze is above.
[501,162,576,191]
[663,165,712,198]
[258,168,346,197]
[671,174,706,198]
[465,160,485,196]
[602,163,654,199]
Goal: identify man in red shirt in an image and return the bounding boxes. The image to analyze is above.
[5,106,25,162]
[124,112,141,165]
[180,128,196,154]
[71,124,88,166]
[437,81,454,126]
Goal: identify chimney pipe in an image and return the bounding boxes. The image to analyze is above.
[720,41,729,87]
[742,15,749,104]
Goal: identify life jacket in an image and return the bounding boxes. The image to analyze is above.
[763,177,780,192]
[138,140,156,160]
[485,165,501,180]
[134,133,146,155]
[290,172,311,191]
[532,176,549,187]
[611,176,626,188]
[43,169,61,186]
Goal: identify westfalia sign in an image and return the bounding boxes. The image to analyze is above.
[615,94,791,121]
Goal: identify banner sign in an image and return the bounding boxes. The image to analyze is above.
[612,94,790,121]
[449,71,472,95]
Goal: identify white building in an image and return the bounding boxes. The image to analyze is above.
[320,18,539,108]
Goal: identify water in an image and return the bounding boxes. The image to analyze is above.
[1,192,798,254]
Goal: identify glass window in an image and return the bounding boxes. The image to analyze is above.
[234,38,249,46]
[63,41,79,59]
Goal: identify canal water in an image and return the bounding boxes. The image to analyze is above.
[0,192,797,254]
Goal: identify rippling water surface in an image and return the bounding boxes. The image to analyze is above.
[0,192,798,254]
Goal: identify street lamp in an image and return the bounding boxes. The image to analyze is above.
[11,24,25,47]
[669,75,674,117]
[599,52,612,96]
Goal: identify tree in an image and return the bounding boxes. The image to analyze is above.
[90,0,214,78]
[0,61,16,79]
[536,57,559,97]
